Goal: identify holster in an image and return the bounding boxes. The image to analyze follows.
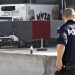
[59,63,71,74]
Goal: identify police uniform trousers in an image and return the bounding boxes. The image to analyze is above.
[54,69,75,75]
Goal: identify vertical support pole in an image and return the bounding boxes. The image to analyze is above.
[64,0,66,8]
[62,0,63,16]
[41,38,43,48]
[30,0,31,4]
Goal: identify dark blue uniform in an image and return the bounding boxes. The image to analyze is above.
[55,20,75,75]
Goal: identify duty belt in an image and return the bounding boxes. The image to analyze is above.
[65,63,75,70]
[60,63,75,74]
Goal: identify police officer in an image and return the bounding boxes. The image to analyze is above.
[55,8,75,75]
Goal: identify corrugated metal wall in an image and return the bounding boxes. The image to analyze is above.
[35,0,60,4]
[0,0,35,4]
[0,0,60,4]
[0,0,25,4]
[0,0,75,4]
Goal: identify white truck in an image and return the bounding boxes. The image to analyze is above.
[0,4,59,48]
[0,4,59,21]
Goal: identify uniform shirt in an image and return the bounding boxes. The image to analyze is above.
[57,20,75,64]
